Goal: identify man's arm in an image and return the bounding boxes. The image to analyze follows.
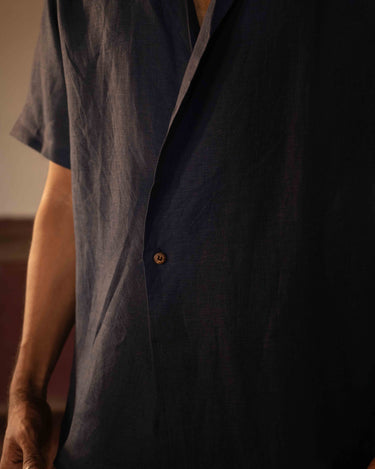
[0,161,76,469]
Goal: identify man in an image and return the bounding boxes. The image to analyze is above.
[2,0,375,467]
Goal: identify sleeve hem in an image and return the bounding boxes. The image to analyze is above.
[9,120,71,170]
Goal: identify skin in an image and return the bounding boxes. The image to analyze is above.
[2,1,375,467]
[192,0,211,27]
[0,161,75,469]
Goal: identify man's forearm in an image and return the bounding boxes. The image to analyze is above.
[9,193,76,401]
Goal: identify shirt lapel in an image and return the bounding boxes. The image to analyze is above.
[164,0,237,142]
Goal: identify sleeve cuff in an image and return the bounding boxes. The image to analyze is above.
[9,120,71,170]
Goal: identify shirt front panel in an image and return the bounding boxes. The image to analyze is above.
[55,0,197,466]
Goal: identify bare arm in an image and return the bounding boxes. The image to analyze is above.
[0,160,76,469]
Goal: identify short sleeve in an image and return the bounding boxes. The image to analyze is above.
[9,0,71,170]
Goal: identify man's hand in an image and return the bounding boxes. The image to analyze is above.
[0,390,54,469]
[368,458,375,469]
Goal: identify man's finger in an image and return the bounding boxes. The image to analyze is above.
[367,458,375,469]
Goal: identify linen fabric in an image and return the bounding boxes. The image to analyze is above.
[9,0,375,467]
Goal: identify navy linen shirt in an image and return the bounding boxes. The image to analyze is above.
[9,0,375,468]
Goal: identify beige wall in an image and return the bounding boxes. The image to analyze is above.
[0,0,49,218]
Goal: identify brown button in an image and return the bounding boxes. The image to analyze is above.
[153,251,167,264]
